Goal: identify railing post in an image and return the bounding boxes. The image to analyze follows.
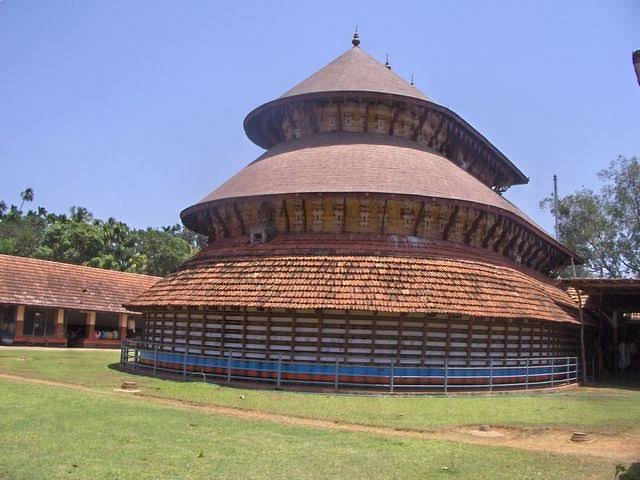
[444,359,448,395]
[133,342,138,371]
[182,348,187,380]
[389,360,395,393]
[334,358,340,390]
[276,355,282,389]
[153,343,158,377]
[226,351,232,383]
[550,357,555,387]
[489,357,493,393]
[525,358,529,390]
[565,357,569,383]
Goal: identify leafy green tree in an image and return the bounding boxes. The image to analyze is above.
[131,228,196,276]
[541,155,640,277]
[38,215,107,265]
[0,188,204,276]
[0,211,48,257]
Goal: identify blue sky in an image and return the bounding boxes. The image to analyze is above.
[1,1,638,235]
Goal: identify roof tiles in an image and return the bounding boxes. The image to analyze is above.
[280,46,429,101]
[128,236,578,324]
[0,254,161,314]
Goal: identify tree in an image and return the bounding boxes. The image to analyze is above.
[130,228,196,276]
[0,188,204,276]
[19,187,34,212]
[0,211,48,257]
[69,206,93,223]
[541,155,640,277]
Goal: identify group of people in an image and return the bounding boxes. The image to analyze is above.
[94,329,120,340]
[67,326,120,340]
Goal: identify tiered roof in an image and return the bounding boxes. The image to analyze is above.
[129,36,581,321]
[185,132,539,230]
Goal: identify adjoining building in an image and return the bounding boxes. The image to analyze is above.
[560,278,640,378]
[123,36,587,390]
[0,254,160,348]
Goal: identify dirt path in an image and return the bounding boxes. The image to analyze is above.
[1,372,638,462]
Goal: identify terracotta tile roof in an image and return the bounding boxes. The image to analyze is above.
[280,46,429,101]
[0,254,161,314]
[128,235,578,324]
[192,133,544,230]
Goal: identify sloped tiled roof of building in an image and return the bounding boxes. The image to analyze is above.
[280,46,429,101]
[127,235,579,324]
[190,133,542,226]
[0,254,161,314]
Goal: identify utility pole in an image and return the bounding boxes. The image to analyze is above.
[553,174,559,241]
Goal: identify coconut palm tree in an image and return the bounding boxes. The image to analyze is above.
[19,188,34,212]
[69,206,93,223]
[0,200,7,218]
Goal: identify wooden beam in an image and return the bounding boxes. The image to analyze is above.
[307,103,320,135]
[428,116,445,148]
[363,102,371,133]
[380,199,388,235]
[520,242,536,262]
[442,206,460,241]
[412,110,429,142]
[232,204,246,235]
[482,216,501,248]
[301,198,307,232]
[502,230,520,257]
[212,207,230,238]
[492,224,510,252]
[281,199,290,233]
[388,105,402,135]
[464,211,485,244]
[412,202,426,236]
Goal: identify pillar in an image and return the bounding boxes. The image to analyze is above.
[86,311,96,340]
[55,309,65,338]
[612,310,619,373]
[15,305,25,337]
[118,313,127,341]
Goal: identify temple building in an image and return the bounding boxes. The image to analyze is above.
[125,35,587,389]
[0,254,159,348]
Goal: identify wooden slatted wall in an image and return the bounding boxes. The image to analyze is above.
[142,308,580,366]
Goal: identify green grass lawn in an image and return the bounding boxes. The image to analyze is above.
[0,379,614,480]
[1,348,640,434]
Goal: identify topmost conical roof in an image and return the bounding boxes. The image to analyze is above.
[279,45,429,101]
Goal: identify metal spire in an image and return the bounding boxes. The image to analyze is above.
[553,174,559,241]
[385,53,391,70]
[352,26,360,47]
[410,74,414,86]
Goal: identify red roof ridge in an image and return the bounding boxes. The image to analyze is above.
[0,253,161,281]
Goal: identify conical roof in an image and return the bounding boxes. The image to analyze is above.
[279,46,429,101]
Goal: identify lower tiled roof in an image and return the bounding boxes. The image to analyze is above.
[128,236,579,324]
[0,254,161,314]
